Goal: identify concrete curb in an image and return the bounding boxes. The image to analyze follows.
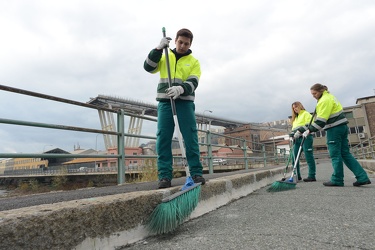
[0,167,286,250]
[358,159,375,172]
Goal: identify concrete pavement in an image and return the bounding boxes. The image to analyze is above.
[124,159,375,250]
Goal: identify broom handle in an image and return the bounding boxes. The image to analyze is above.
[283,140,295,177]
[162,27,191,177]
[290,109,316,177]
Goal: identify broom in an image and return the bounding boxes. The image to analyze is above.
[280,139,295,181]
[267,139,303,192]
[147,27,201,234]
[267,109,316,192]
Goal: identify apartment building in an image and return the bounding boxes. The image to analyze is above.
[223,95,375,153]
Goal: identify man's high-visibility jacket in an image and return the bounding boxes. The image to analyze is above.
[144,48,201,102]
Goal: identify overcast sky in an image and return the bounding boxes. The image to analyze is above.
[1,0,374,154]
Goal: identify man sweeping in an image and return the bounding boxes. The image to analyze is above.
[143,28,205,189]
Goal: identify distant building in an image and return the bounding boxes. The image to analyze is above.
[223,124,287,152]
[221,94,375,154]
[1,148,72,174]
[311,96,374,152]
[356,95,375,137]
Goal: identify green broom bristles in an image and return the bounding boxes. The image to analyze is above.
[267,180,296,192]
[147,184,201,234]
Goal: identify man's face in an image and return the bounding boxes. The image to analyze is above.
[175,36,191,54]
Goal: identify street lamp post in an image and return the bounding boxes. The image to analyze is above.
[203,110,213,131]
[208,118,213,131]
[202,110,213,166]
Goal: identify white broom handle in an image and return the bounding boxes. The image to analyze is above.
[163,27,191,177]
[173,116,191,177]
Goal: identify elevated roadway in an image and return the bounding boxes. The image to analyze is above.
[88,94,249,128]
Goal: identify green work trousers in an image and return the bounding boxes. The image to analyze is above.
[156,100,202,180]
[293,135,316,179]
[326,124,369,185]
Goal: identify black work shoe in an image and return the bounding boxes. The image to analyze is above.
[353,180,371,186]
[303,177,316,182]
[323,181,343,187]
[192,175,206,185]
[298,177,302,181]
[158,178,171,189]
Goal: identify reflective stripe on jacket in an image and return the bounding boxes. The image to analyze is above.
[309,90,348,132]
[144,48,201,102]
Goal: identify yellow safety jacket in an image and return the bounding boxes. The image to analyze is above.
[144,48,201,102]
[292,110,312,133]
[309,90,348,132]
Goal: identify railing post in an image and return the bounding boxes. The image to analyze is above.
[243,139,248,170]
[283,148,287,164]
[370,139,375,159]
[117,109,125,185]
[207,130,213,174]
[262,144,267,167]
[361,140,366,159]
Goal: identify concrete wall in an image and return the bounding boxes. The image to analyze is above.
[0,167,286,250]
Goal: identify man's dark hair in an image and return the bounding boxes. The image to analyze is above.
[176,28,193,43]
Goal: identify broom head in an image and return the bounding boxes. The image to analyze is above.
[267,180,296,192]
[147,183,201,234]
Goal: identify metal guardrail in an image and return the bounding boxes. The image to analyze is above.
[350,135,375,159]
[0,84,288,183]
[0,84,129,184]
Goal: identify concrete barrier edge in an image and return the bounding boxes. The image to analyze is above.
[0,167,286,250]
